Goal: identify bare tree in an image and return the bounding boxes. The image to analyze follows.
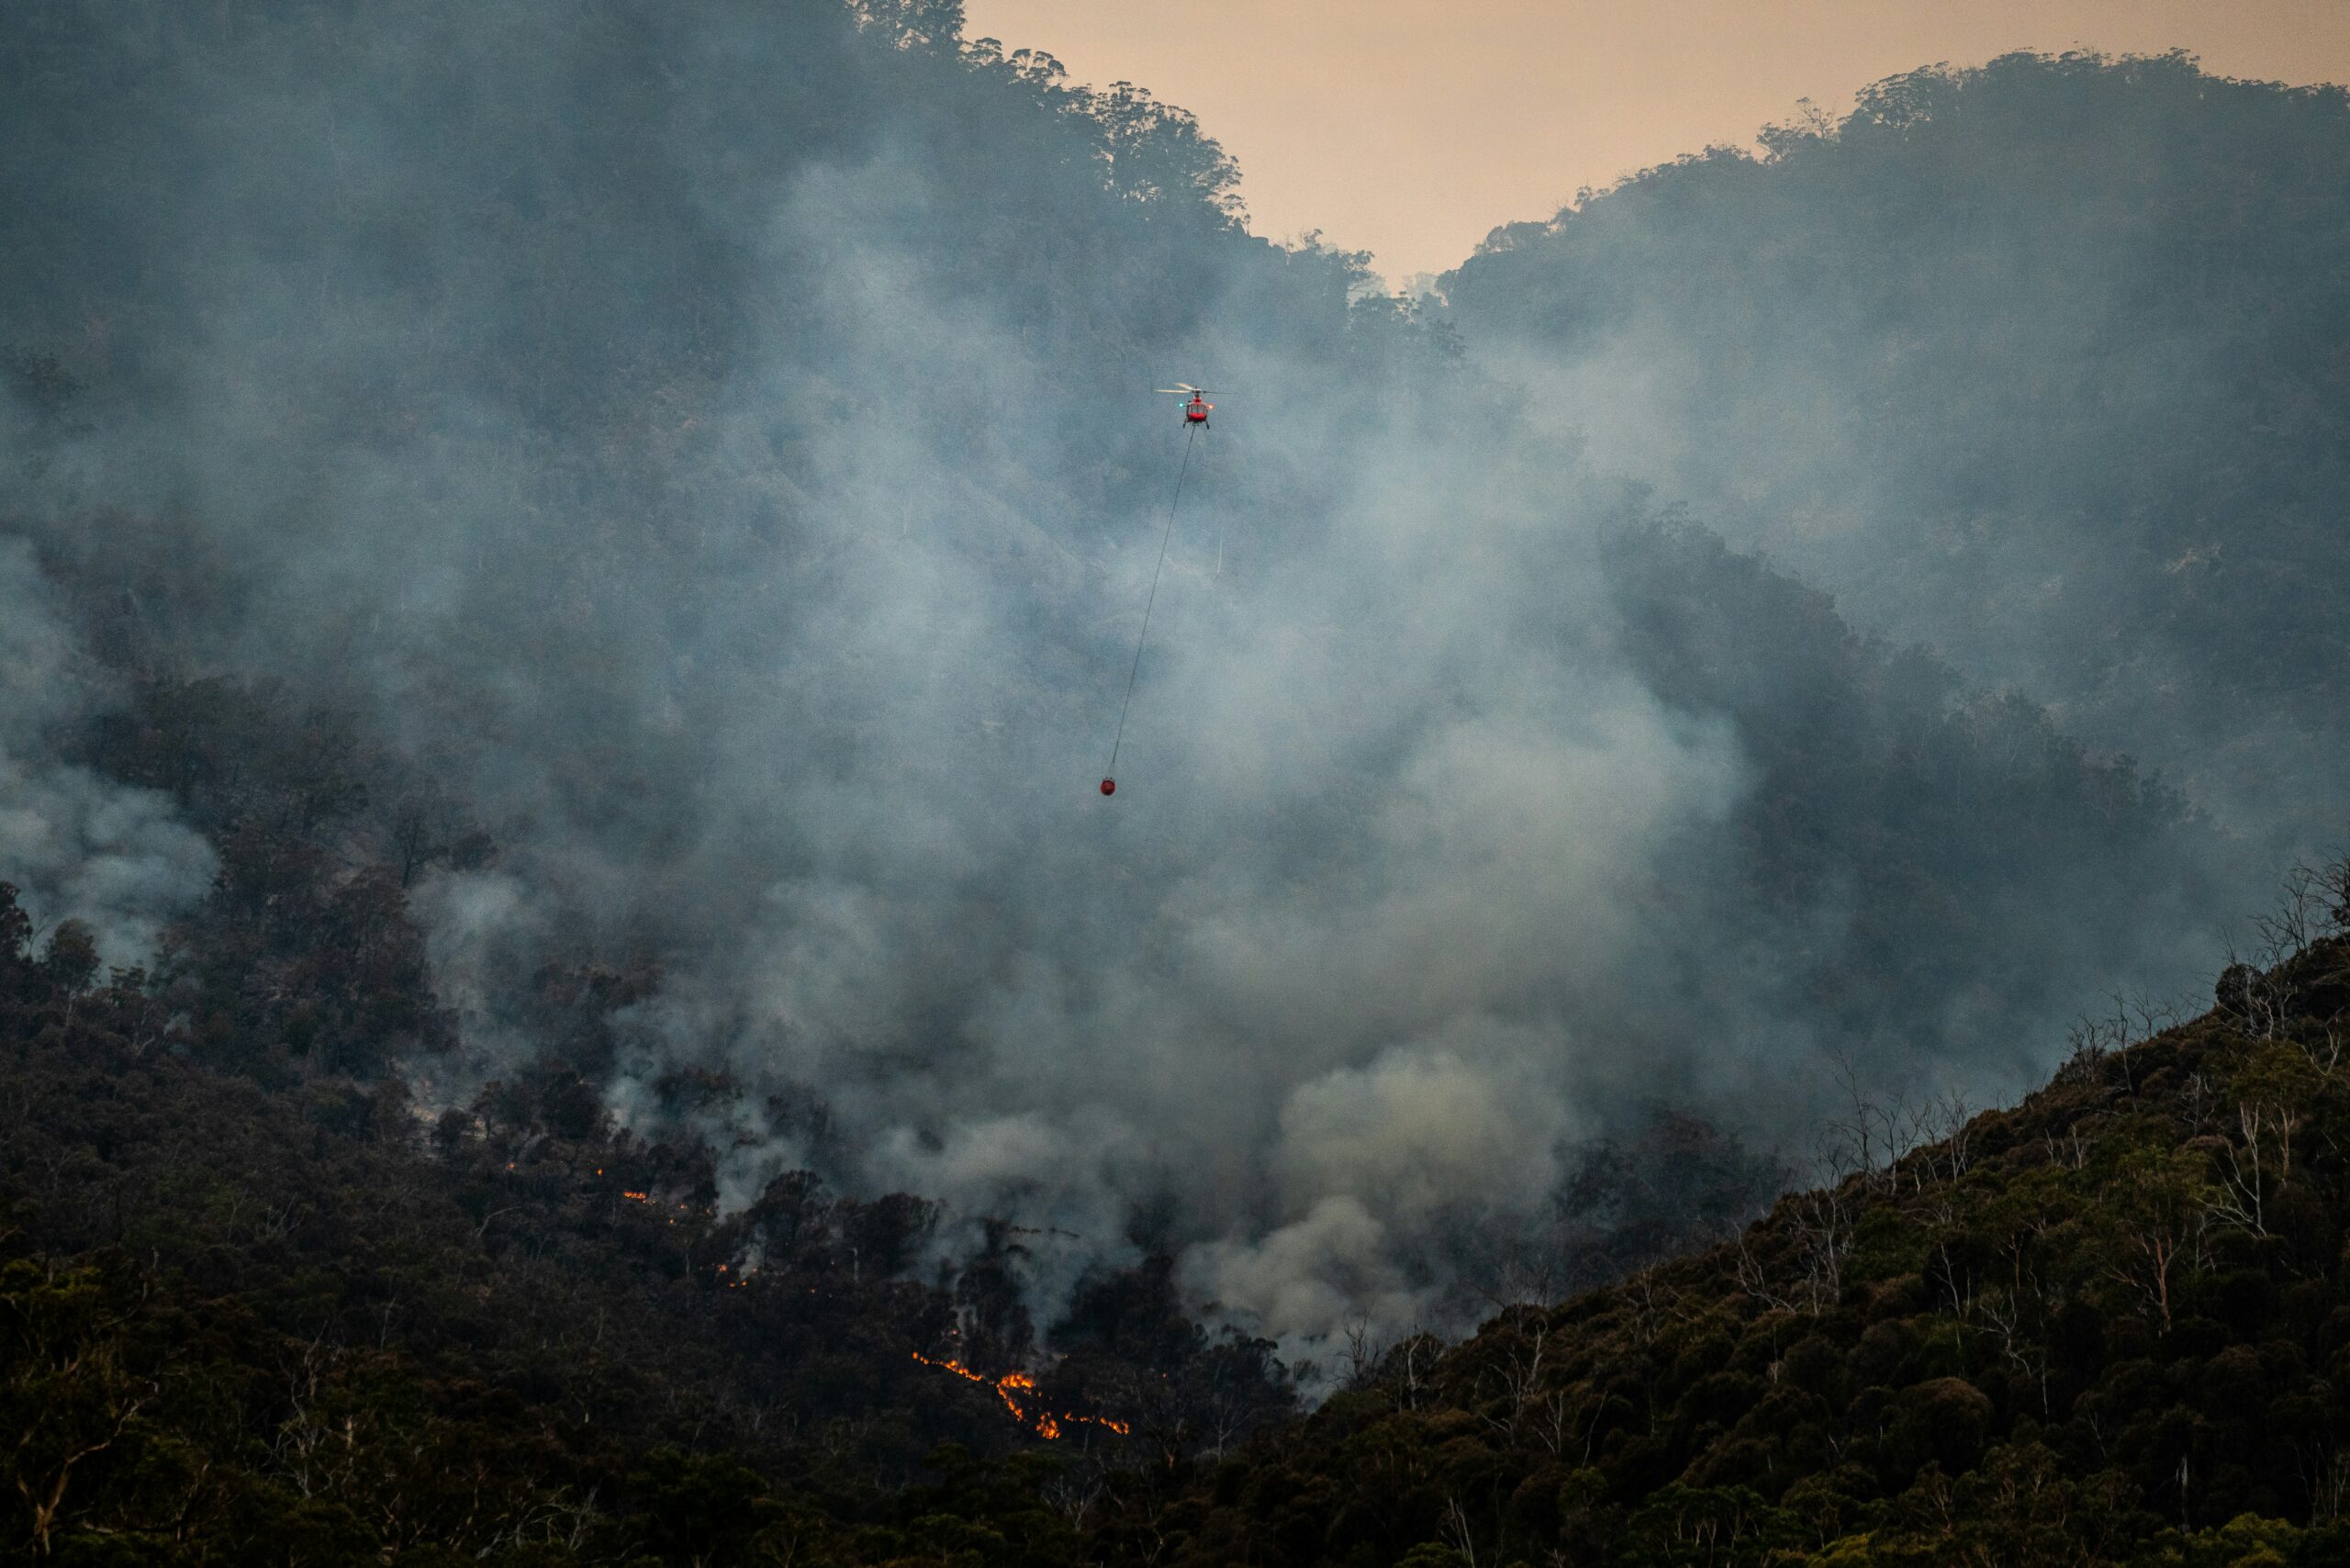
[2104,1149,2203,1332]
[2043,1123,2093,1170]
[1906,1089,1976,1191]
[1443,1492,1488,1568]
[1732,1234,1794,1316]
[1381,1332,1439,1414]
[1040,1468,1108,1531]
[1788,1182,1855,1314]
[1925,1192,1974,1320]
[1476,1318,1549,1444]
[1339,1314,1384,1391]
[1977,1288,2052,1416]
[2058,1006,2131,1089]
[1825,1050,1903,1195]
[2300,1445,2350,1525]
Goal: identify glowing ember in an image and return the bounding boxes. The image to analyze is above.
[909,1350,1130,1439]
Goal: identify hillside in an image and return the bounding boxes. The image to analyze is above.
[1445,50,2350,857]
[1080,898,2350,1567]
[17,865,2350,1562]
[0,874,1293,1563]
[0,1,2267,1362]
[8,8,2350,1563]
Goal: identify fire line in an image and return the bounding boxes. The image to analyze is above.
[909,1350,1131,1439]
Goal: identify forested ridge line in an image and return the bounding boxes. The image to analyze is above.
[1443,48,2350,857]
[15,857,2350,1563]
[0,865,1295,1564]
[8,6,2350,1562]
[1084,873,2350,1567]
[1,0,2298,1368]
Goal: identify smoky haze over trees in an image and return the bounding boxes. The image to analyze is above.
[0,0,2326,1357]
[1447,50,2350,860]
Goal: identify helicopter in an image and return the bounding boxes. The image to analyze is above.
[1158,384,1214,428]
[1102,383,1220,800]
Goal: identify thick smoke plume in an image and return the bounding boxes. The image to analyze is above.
[0,5,2288,1352]
[0,533,215,966]
[1444,51,2350,861]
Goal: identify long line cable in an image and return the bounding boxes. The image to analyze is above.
[1105,420,1201,781]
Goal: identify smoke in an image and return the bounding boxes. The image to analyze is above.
[1442,50,2350,860]
[0,538,216,964]
[0,6,2270,1353]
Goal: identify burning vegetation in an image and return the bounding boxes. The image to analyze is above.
[910,1350,1131,1441]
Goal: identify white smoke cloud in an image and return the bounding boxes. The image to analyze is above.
[0,539,216,965]
[0,10,2253,1362]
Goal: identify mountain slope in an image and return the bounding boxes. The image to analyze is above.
[17,865,2350,1563]
[1445,50,2350,857]
[0,874,1292,1563]
[1088,898,2350,1566]
[0,3,2268,1352]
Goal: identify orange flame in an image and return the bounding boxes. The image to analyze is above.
[909,1351,1131,1439]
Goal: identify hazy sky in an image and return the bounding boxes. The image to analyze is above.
[964,0,2350,283]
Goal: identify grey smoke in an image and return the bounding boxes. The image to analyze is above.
[0,7,2285,1353]
[1442,51,2350,861]
[0,538,216,965]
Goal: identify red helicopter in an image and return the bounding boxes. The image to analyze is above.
[1158,383,1214,428]
[1102,382,1219,799]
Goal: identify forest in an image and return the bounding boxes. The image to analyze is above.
[1445,50,2350,856]
[6,0,2350,1561]
[14,829,2350,1564]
